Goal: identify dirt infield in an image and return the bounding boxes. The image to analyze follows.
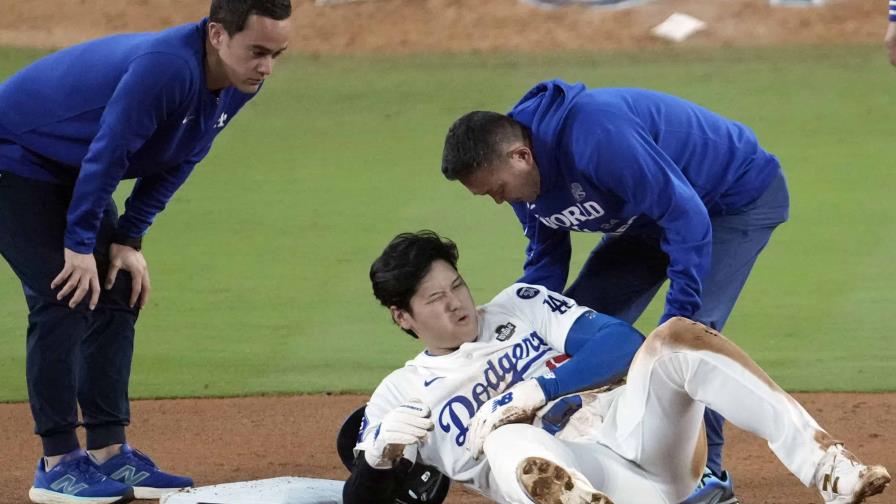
[1,393,893,503]
[0,0,885,53]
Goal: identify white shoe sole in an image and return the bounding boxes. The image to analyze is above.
[28,487,133,504]
[517,457,614,504]
[849,465,890,504]
[133,486,191,499]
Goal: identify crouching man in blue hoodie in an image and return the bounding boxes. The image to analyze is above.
[440,80,791,504]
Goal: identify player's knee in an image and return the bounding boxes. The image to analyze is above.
[645,316,700,351]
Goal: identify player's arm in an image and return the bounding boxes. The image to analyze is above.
[535,309,644,401]
[65,52,193,254]
[54,53,192,309]
[344,393,433,504]
[511,201,572,293]
[565,105,711,324]
[468,288,643,457]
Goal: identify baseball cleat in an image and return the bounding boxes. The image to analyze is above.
[29,450,134,504]
[94,444,193,499]
[679,467,739,504]
[815,444,890,504]
[517,457,614,504]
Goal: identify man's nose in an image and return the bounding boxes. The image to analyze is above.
[257,56,273,76]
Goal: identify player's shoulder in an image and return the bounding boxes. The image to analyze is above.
[123,21,204,77]
[487,283,549,307]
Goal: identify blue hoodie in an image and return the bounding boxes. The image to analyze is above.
[508,80,781,323]
[0,19,255,254]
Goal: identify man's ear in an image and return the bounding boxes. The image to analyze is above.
[390,306,412,330]
[208,22,227,49]
[508,144,532,164]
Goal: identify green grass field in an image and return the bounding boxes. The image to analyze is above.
[1,44,893,401]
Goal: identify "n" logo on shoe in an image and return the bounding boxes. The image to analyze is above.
[50,475,88,495]
[822,472,840,494]
[110,465,150,485]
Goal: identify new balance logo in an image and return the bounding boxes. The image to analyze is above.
[491,392,513,412]
[50,475,88,495]
[110,465,150,486]
[822,471,840,494]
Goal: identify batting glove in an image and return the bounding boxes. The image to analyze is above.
[467,379,546,459]
[364,399,434,469]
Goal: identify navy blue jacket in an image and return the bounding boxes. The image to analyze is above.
[508,80,781,323]
[0,19,255,253]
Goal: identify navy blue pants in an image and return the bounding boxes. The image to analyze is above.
[564,171,790,476]
[0,172,138,456]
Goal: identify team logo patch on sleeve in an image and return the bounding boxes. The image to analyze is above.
[516,286,540,299]
[494,322,516,341]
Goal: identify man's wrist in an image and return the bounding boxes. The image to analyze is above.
[112,230,143,251]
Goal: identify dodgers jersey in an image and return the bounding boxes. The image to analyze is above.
[356,283,590,500]
[507,80,782,323]
[0,18,255,253]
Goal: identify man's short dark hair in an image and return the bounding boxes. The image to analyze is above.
[209,0,292,36]
[441,111,529,181]
[370,231,460,338]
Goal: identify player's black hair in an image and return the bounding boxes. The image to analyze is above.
[441,111,529,181]
[370,231,460,338]
[209,0,292,36]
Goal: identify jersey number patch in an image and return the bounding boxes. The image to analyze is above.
[543,294,573,314]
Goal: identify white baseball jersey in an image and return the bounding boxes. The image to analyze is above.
[357,287,835,504]
[355,283,588,498]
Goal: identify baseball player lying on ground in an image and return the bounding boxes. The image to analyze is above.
[343,230,891,504]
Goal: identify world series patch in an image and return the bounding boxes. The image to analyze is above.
[494,322,516,341]
[516,286,540,299]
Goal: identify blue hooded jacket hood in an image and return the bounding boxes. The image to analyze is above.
[509,79,587,192]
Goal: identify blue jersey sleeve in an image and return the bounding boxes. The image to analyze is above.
[64,52,193,253]
[564,102,712,323]
[512,201,571,293]
[535,310,644,401]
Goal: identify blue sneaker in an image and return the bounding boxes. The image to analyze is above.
[29,450,134,504]
[679,468,739,504]
[94,444,193,499]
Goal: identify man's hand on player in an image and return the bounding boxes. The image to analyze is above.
[886,22,896,66]
[364,399,434,469]
[467,379,546,459]
[106,243,151,309]
[52,248,101,309]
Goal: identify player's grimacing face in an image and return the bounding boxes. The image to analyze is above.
[394,260,478,356]
[210,14,291,93]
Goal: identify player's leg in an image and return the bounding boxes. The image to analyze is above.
[563,230,667,324]
[80,200,193,498]
[601,317,889,503]
[484,424,665,504]
[0,174,87,458]
[0,173,133,503]
[694,171,790,477]
[78,200,136,455]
